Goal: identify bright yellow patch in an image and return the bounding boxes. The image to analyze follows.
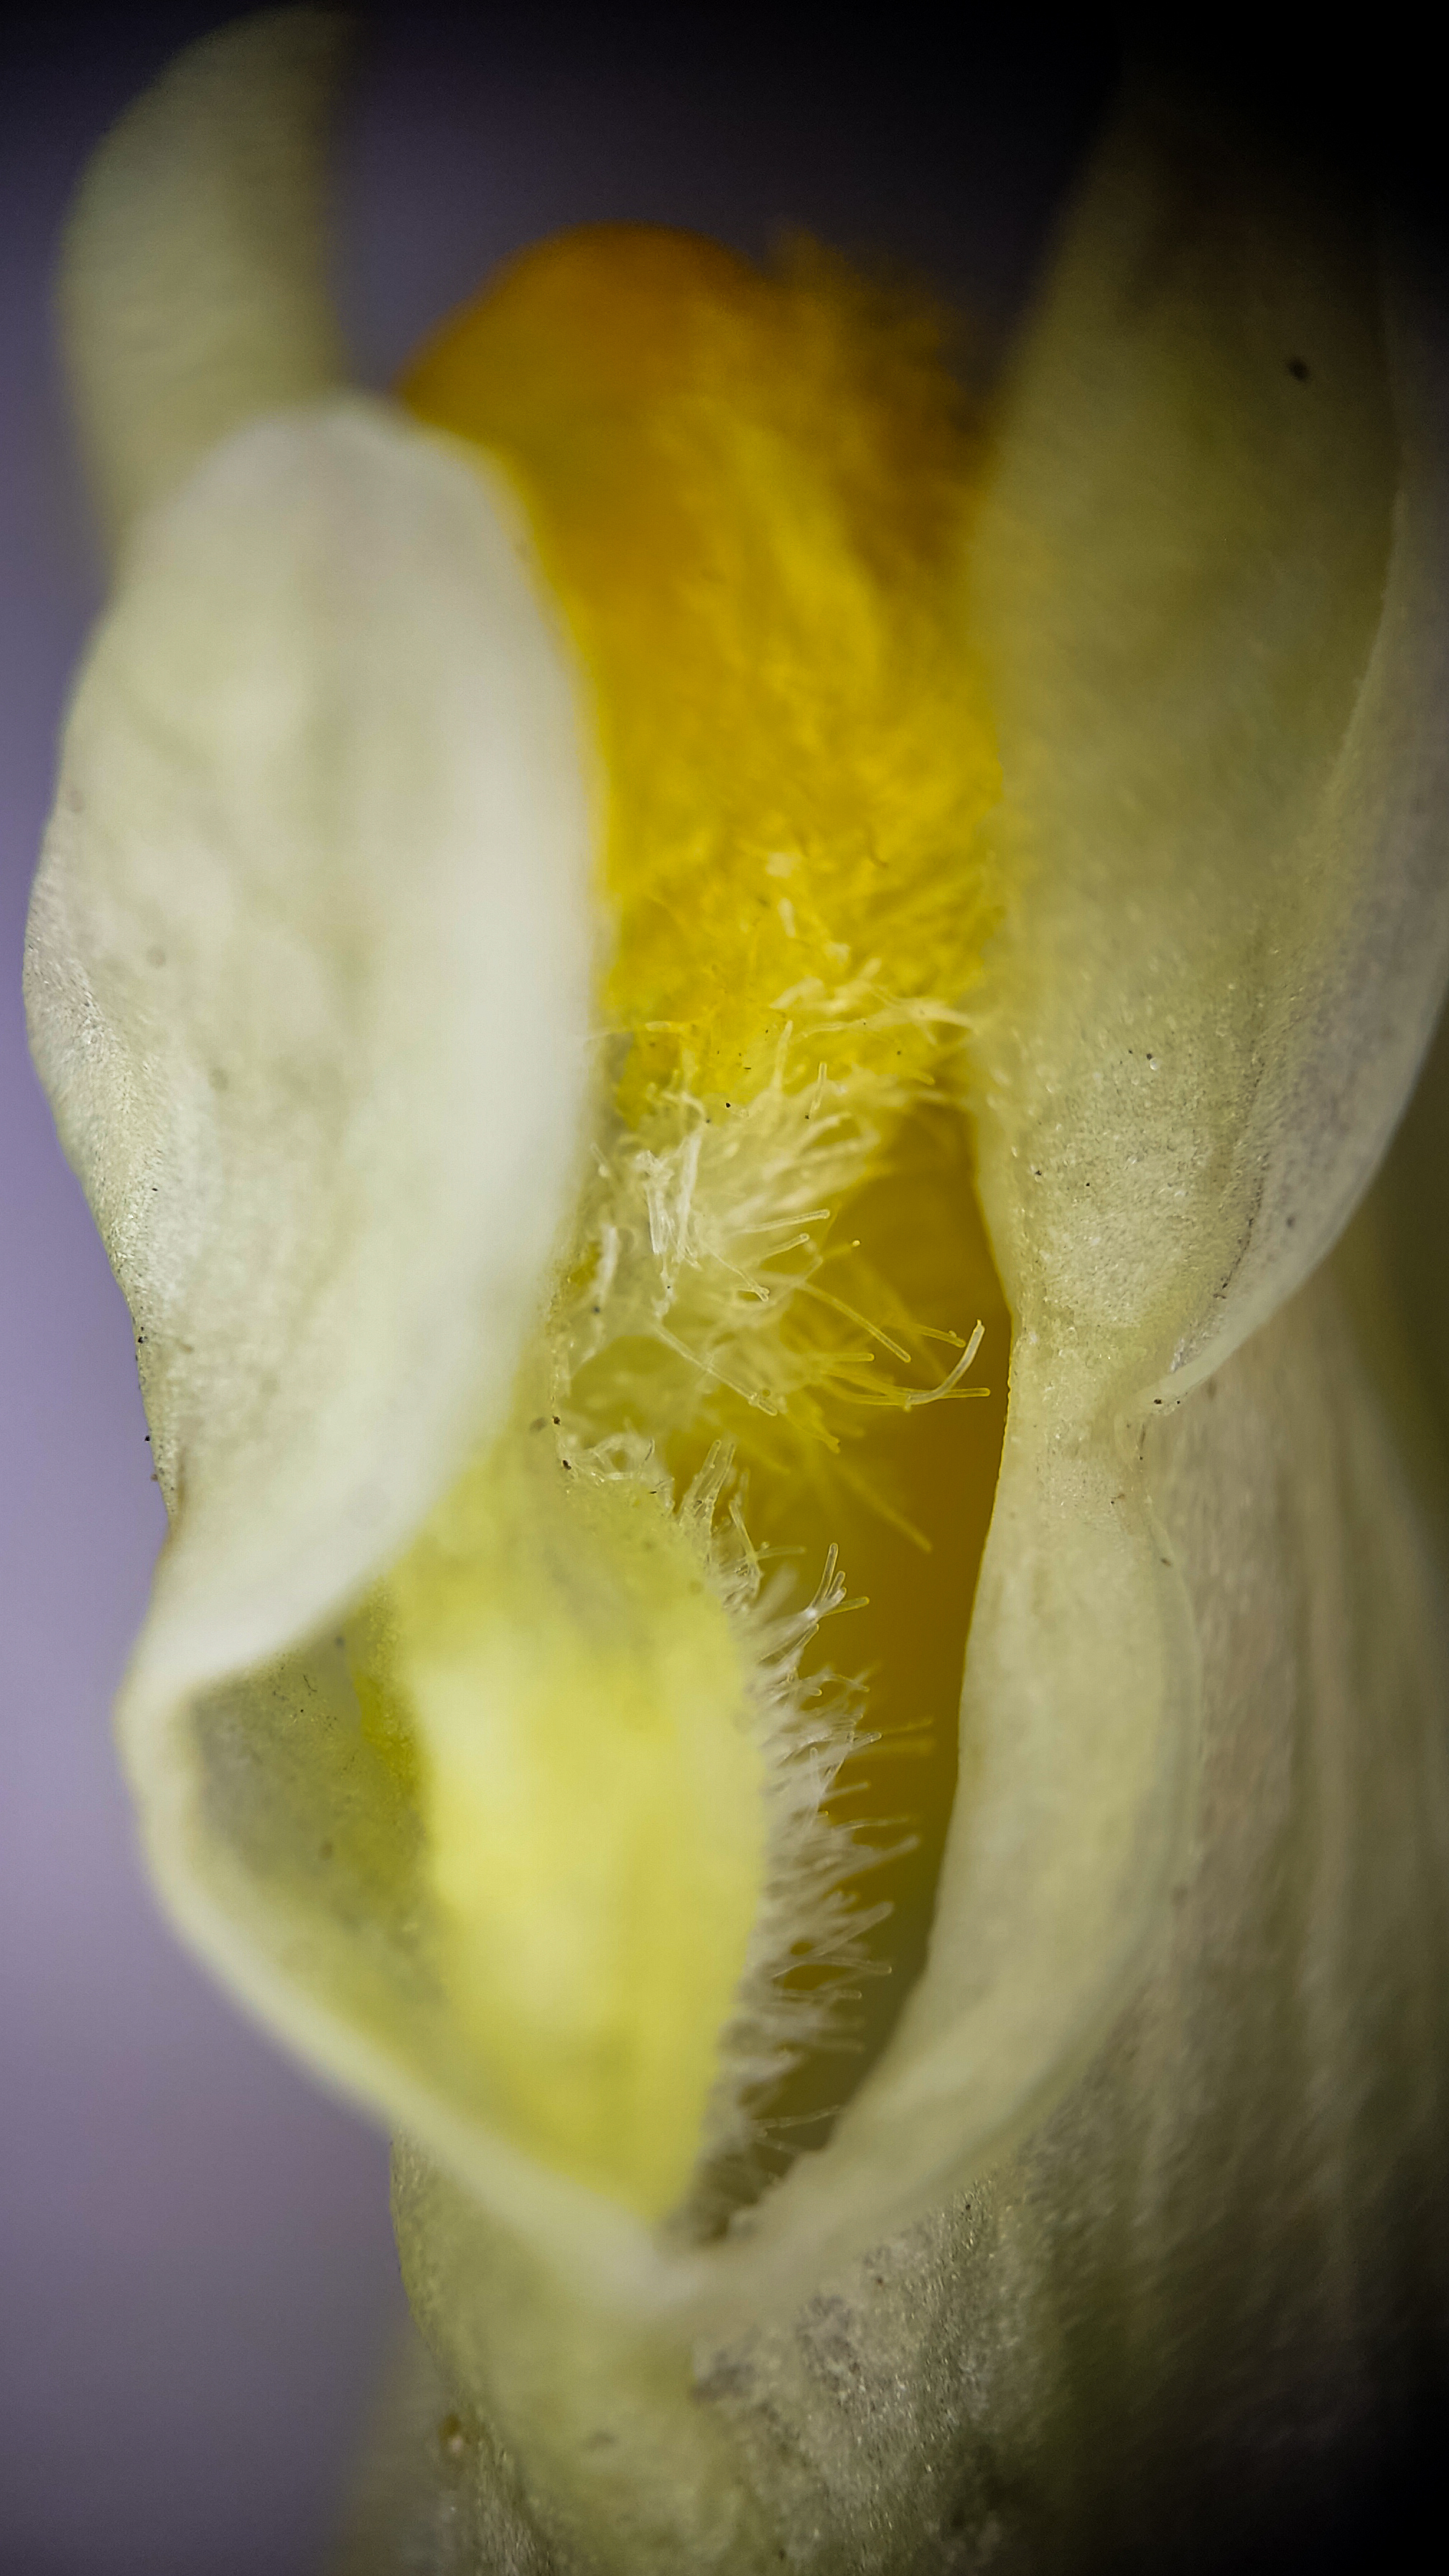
[351,1409,763,2214]
[405,228,1000,1109]
[345,228,1010,2223]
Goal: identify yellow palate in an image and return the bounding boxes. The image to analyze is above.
[345,227,1010,2222]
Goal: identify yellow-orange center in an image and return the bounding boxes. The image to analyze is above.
[347,226,1010,2220]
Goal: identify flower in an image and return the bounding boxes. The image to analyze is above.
[24,11,1449,2568]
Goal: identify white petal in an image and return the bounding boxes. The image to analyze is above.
[60,7,348,553]
[25,396,595,1998]
[966,95,1449,1417]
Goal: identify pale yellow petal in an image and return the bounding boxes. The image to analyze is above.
[565,93,1449,2328]
[25,399,596,2115]
[376,1239,1449,2568]
[968,92,1449,1412]
[60,6,348,554]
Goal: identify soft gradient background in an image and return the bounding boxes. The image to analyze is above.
[0,10,1113,2570]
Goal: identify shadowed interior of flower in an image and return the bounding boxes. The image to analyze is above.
[337,229,1012,2225]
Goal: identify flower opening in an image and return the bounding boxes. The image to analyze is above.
[338,229,1013,2220]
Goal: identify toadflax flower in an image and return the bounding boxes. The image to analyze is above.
[23,9,1449,2567]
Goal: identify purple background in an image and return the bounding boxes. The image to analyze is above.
[0,12,1104,2570]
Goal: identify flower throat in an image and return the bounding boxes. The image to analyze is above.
[350,228,1010,2226]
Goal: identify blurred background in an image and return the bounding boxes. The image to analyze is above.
[1,6,1441,2573]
